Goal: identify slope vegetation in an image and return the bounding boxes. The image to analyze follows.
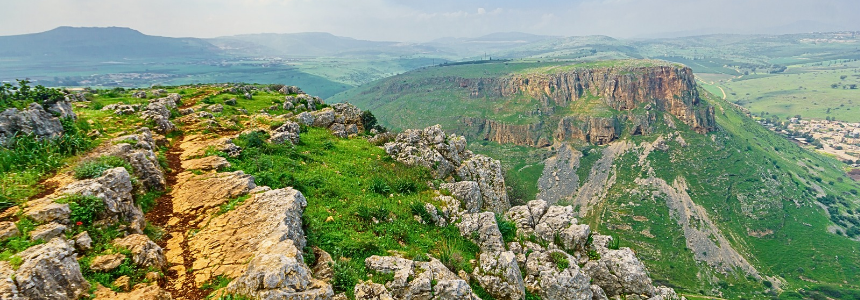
[334,60,860,299]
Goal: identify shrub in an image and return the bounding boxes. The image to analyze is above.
[549,251,570,271]
[56,194,105,227]
[496,214,517,243]
[331,260,361,295]
[587,250,601,260]
[608,236,620,250]
[74,155,133,179]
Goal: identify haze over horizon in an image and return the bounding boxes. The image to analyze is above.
[2,0,859,41]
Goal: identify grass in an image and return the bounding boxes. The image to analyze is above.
[219,127,481,298]
[0,117,95,208]
[73,155,133,179]
[548,251,569,271]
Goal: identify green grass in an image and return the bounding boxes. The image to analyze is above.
[55,194,106,227]
[0,117,95,208]
[73,155,133,179]
[219,127,481,298]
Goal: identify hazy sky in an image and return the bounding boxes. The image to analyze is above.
[2,0,858,41]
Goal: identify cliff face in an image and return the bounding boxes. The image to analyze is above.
[455,66,715,146]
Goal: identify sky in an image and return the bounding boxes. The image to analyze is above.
[1,0,859,41]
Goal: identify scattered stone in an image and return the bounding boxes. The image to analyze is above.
[74,231,93,251]
[225,98,237,106]
[132,91,147,98]
[113,234,167,270]
[14,238,90,299]
[354,280,394,300]
[207,104,223,113]
[312,247,334,282]
[296,112,314,126]
[0,103,65,140]
[270,121,301,145]
[0,222,19,240]
[181,156,230,171]
[29,223,66,242]
[179,108,194,115]
[113,276,131,292]
[89,253,126,272]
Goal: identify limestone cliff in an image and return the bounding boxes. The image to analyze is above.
[456,65,715,146]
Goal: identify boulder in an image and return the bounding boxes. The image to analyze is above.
[106,128,167,191]
[94,283,172,300]
[534,205,577,242]
[472,251,525,300]
[59,167,145,233]
[224,240,333,300]
[29,223,66,242]
[364,256,482,300]
[297,112,314,126]
[0,103,65,140]
[0,221,19,240]
[207,104,223,113]
[14,238,90,299]
[456,212,505,253]
[331,103,362,126]
[113,234,167,270]
[22,200,70,224]
[441,181,482,214]
[523,250,592,300]
[0,261,21,299]
[312,109,335,128]
[132,91,147,98]
[312,247,334,282]
[383,125,473,180]
[354,281,393,300]
[181,156,230,171]
[329,123,347,138]
[270,121,301,145]
[582,248,655,297]
[89,253,126,272]
[140,96,178,134]
[456,155,510,214]
[225,98,237,106]
[74,231,93,251]
[45,100,76,119]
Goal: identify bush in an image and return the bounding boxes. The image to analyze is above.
[495,214,517,243]
[549,251,570,271]
[56,194,105,227]
[331,260,361,295]
[74,155,133,179]
[0,80,66,112]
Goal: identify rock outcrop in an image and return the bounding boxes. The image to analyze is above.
[141,94,181,134]
[0,102,66,141]
[385,125,510,214]
[364,256,481,300]
[9,238,91,300]
[102,128,167,191]
[59,167,146,233]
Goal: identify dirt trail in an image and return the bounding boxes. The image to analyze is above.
[144,88,216,300]
[717,86,727,100]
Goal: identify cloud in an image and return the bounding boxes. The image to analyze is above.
[0,0,858,41]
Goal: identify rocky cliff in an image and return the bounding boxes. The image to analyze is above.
[455,65,716,146]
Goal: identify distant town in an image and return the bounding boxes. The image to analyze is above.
[759,116,860,168]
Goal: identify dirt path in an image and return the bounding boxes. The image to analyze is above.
[717,86,727,100]
[144,88,216,300]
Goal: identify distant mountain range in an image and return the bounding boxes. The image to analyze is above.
[0,27,220,62]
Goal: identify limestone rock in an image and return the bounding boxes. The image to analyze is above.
[225,98,237,106]
[312,247,334,282]
[311,108,335,128]
[90,253,126,272]
[591,285,609,300]
[0,221,19,240]
[45,100,76,119]
[440,181,482,213]
[74,231,93,251]
[582,248,655,297]
[270,121,301,145]
[181,156,230,171]
[29,223,66,242]
[113,234,167,270]
[106,128,167,191]
[384,125,473,180]
[94,283,172,300]
[534,205,577,242]
[132,91,147,98]
[190,188,313,286]
[22,201,70,224]
[456,212,504,253]
[649,286,683,300]
[472,251,525,300]
[354,281,393,300]
[297,112,314,126]
[0,261,21,300]
[140,95,178,134]
[207,104,223,113]
[14,238,90,299]
[224,239,333,300]
[59,167,145,233]
[433,279,481,300]
[171,170,255,214]
[456,155,510,214]
[331,103,362,126]
[0,103,65,140]
[329,123,347,138]
[523,250,592,300]
[364,256,481,300]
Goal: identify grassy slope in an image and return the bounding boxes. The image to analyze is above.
[332,61,860,299]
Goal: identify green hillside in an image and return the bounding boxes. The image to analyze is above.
[333,60,860,299]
